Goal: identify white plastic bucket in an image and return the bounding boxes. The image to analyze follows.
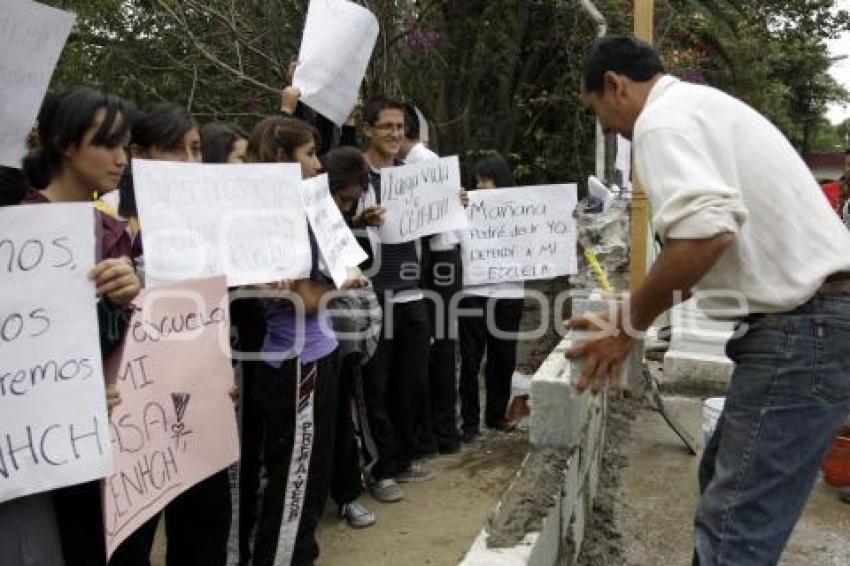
[702,397,725,448]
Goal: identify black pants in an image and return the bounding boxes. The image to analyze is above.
[458,296,524,432]
[362,299,431,480]
[422,248,462,451]
[53,481,107,566]
[252,353,338,566]
[331,353,364,505]
[230,297,267,564]
[109,469,232,566]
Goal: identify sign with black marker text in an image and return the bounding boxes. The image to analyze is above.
[102,276,239,556]
[378,156,468,244]
[462,185,578,285]
[0,203,112,503]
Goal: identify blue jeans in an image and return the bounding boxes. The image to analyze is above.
[694,295,850,565]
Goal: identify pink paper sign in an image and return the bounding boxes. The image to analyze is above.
[101,276,239,557]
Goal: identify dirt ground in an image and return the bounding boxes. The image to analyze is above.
[315,430,528,565]
[150,280,564,565]
[614,396,850,566]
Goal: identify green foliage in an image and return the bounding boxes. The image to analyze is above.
[657,0,850,152]
[41,0,849,183]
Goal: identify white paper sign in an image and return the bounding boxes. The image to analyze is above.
[132,160,311,288]
[378,156,468,244]
[293,0,379,126]
[0,0,75,168]
[0,203,112,503]
[462,185,578,286]
[301,174,367,288]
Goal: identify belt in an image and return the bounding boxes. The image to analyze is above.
[741,272,850,325]
[817,272,850,295]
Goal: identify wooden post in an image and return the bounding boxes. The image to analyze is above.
[629,0,653,290]
[634,0,654,44]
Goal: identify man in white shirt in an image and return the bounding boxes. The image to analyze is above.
[570,36,850,565]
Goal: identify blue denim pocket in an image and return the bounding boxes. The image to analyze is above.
[726,321,792,366]
[810,318,850,404]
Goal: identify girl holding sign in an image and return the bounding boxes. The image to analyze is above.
[320,147,380,529]
[458,153,526,442]
[200,121,269,564]
[11,86,141,566]
[246,116,361,566]
[106,104,235,566]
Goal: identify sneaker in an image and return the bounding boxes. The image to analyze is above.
[840,487,850,504]
[369,478,403,502]
[395,463,435,483]
[340,500,376,528]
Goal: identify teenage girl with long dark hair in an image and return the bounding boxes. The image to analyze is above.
[15,86,141,566]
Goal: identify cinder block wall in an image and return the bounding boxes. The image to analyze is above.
[461,320,612,565]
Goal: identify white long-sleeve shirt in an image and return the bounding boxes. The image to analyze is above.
[634,76,850,315]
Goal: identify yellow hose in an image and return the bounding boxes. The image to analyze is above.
[583,248,613,293]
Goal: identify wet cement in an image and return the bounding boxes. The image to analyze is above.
[484,447,570,548]
[577,396,641,566]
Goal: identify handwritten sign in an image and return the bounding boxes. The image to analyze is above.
[301,174,368,288]
[0,0,74,168]
[0,203,112,503]
[377,156,468,244]
[293,0,379,126]
[462,185,578,285]
[132,160,311,287]
[102,276,239,556]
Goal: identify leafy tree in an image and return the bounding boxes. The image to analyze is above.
[41,0,849,183]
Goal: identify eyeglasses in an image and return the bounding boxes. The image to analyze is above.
[372,123,404,132]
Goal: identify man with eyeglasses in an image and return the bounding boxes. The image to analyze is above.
[354,98,436,506]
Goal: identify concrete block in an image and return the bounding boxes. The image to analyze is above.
[662,351,734,384]
[531,345,590,448]
[569,487,588,563]
[571,294,616,318]
[560,454,580,541]
[588,443,601,501]
[528,496,562,566]
[624,343,644,394]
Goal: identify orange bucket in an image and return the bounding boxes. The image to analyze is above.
[822,435,850,487]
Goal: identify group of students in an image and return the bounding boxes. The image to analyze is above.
[0,83,532,566]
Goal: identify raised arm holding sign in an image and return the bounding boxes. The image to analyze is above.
[132,160,312,288]
[377,156,468,244]
[462,184,578,286]
[292,0,379,126]
[0,203,112,503]
[0,0,74,168]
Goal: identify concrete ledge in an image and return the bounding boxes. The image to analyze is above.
[663,351,733,384]
[464,325,612,564]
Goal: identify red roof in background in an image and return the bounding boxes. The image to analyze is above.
[804,152,845,169]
